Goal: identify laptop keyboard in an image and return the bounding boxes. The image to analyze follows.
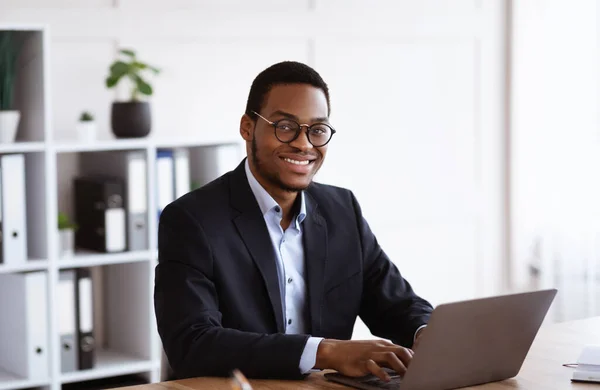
[357,373,403,389]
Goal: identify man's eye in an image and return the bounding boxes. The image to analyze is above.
[277,122,296,131]
[311,126,329,135]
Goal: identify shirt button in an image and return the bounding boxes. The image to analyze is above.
[274,206,281,212]
[287,277,293,284]
[288,319,292,325]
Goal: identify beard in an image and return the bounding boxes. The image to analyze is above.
[251,134,311,193]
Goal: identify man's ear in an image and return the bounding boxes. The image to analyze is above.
[240,114,254,142]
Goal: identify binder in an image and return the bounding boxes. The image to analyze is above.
[75,268,95,370]
[0,165,3,265]
[173,148,191,199]
[156,150,175,220]
[190,144,242,188]
[74,176,126,253]
[58,270,78,373]
[0,271,49,379]
[124,152,148,251]
[80,151,148,251]
[0,154,28,266]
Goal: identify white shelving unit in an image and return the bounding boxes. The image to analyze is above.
[59,350,157,385]
[0,370,50,390]
[0,25,243,390]
[56,251,153,270]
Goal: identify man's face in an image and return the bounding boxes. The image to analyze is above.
[244,84,330,192]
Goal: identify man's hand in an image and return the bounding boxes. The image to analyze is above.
[314,339,414,382]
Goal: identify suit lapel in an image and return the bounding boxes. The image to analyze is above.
[230,160,284,333]
[303,192,328,336]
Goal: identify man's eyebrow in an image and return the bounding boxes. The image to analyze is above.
[270,110,330,123]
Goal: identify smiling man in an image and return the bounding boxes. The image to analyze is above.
[154,61,434,383]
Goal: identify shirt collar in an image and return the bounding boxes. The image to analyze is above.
[244,159,307,229]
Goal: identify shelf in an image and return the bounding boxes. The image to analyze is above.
[0,367,49,390]
[0,25,162,388]
[57,250,152,269]
[52,137,241,153]
[53,138,150,153]
[0,142,45,153]
[152,137,241,149]
[60,349,154,384]
[0,259,49,274]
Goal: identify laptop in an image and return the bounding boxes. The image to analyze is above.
[324,288,557,390]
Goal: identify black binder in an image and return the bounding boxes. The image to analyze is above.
[74,176,126,253]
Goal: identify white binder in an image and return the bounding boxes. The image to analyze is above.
[0,271,49,379]
[58,270,78,373]
[0,154,28,266]
[156,150,175,219]
[105,206,126,253]
[125,152,148,250]
[173,148,191,199]
[0,165,3,265]
[75,268,96,369]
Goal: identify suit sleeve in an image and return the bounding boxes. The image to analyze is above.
[154,202,310,380]
[350,192,434,348]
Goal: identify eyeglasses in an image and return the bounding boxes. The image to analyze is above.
[252,111,336,147]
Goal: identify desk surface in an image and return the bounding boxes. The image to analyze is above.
[123,316,600,389]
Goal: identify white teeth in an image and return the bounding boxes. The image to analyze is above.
[283,158,310,165]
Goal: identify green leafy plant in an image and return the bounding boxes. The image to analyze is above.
[105,49,160,101]
[79,111,94,121]
[0,31,23,111]
[58,212,78,231]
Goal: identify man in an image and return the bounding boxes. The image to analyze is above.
[154,61,433,382]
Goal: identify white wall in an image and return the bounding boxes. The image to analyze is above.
[0,0,509,336]
[510,0,600,321]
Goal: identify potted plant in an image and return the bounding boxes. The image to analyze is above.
[76,111,97,141]
[0,31,22,143]
[105,48,160,138]
[58,211,77,257]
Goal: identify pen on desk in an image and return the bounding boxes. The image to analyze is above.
[230,369,253,390]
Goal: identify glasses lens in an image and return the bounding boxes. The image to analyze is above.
[308,124,333,146]
[275,120,300,142]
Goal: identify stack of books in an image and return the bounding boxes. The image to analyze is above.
[572,345,600,383]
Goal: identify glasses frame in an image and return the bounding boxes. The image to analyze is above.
[252,110,336,147]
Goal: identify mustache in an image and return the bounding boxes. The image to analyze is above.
[279,149,320,159]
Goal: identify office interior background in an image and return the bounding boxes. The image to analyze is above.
[0,0,598,389]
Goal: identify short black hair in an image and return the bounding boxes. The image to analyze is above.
[245,61,330,120]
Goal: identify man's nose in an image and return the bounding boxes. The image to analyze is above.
[288,126,313,151]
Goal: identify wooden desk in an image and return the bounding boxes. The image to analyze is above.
[123,317,600,389]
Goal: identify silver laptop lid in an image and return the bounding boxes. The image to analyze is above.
[400,288,557,390]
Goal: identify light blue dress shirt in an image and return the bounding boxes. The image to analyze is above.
[244,160,323,374]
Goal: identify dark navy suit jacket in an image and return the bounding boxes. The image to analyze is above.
[154,159,433,380]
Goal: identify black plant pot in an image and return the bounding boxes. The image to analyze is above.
[111,101,151,138]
